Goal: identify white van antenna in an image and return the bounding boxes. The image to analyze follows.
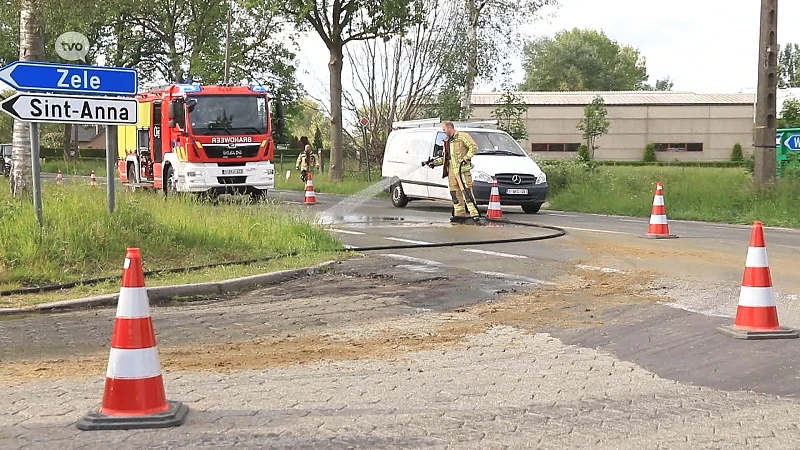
[391,117,441,129]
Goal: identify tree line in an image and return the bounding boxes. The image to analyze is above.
[2,0,682,195]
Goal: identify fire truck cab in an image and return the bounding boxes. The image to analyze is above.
[117,82,277,199]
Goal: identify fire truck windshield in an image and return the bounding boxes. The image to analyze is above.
[188,95,268,135]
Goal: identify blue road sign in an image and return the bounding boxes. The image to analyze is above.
[0,61,138,96]
[785,134,800,151]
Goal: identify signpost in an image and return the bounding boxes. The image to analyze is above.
[0,59,139,226]
[784,134,800,151]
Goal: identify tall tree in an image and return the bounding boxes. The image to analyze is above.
[778,43,800,88]
[491,91,527,141]
[458,0,556,113]
[345,0,460,159]
[778,98,800,129]
[265,0,424,181]
[9,0,45,197]
[642,77,674,91]
[520,28,648,91]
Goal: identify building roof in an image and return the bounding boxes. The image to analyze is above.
[470,91,756,106]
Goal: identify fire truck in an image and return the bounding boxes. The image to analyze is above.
[117,82,279,199]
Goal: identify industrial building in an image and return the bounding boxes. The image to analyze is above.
[469,91,758,161]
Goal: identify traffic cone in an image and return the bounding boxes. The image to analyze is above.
[77,248,189,431]
[89,170,98,189]
[645,182,677,238]
[56,169,64,185]
[304,171,317,205]
[718,222,799,340]
[486,177,504,220]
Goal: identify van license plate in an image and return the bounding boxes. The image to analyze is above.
[222,169,244,175]
[506,188,528,194]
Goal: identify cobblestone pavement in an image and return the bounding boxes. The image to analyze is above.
[2,327,800,449]
[2,256,800,449]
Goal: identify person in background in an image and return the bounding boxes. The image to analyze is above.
[296,144,320,182]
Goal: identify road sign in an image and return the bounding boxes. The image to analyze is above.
[0,61,138,96]
[0,92,138,125]
[777,133,782,146]
[359,117,369,127]
[784,134,800,151]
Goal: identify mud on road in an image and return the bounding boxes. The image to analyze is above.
[0,253,667,381]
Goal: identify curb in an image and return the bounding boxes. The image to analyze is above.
[0,260,337,316]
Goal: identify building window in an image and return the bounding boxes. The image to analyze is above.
[531,143,581,152]
[655,143,703,152]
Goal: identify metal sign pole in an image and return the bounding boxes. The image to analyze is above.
[29,121,43,227]
[105,125,117,213]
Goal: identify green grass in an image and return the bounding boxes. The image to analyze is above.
[0,182,343,289]
[40,158,107,177]
[541,161,800,228]
[274,166,384,196]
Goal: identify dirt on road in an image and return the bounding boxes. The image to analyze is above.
[0,263,666,381]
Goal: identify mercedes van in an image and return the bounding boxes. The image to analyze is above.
[381,119,548,213]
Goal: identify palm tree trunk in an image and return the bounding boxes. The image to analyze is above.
[10,0,45,197]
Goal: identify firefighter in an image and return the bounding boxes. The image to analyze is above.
[426,121,480,223]
[296,144,320,182]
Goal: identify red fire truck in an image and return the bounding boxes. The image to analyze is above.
[117,82,279,199]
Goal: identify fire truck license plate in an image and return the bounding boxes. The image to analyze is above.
[222,169,244,175]
[506,188,528,194]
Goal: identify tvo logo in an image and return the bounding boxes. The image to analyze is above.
[55,32,89,62]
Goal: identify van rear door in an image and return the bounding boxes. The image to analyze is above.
[425,131,449,200]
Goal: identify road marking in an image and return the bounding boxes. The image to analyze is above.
[329,228,366,235]
[343,244,356,249]
[558,226,627,235]
[397,264,439,273]
[381,254,442,266]
[544,213,574,217]
[475,271,556,286]
[575,264,622,273]
[383,237,433,245]
[463,249,528,259]
[620,219,642,223]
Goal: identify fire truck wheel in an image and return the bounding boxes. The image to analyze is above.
[163,165,177,196]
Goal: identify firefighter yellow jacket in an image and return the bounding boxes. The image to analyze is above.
[296,152,319,171]
[432,131,478,178]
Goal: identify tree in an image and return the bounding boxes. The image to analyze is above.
[778,43,800,88]
[520,28,648,91]
[778,98,800,129]
[643,77,674,91]
[457,0,556,113]
[9,0,45,198]
[288,97,331,150]
[313,126,323,150]
[266,0,424,181]
[576,95,609,160]
[491,90,528,141]
[345,0,461,153]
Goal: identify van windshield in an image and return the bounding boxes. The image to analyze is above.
[468,132,526,156]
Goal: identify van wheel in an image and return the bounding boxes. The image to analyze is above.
[522,202,542,214]
[391,183,408,207]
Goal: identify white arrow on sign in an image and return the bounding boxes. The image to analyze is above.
[0,92,138,125]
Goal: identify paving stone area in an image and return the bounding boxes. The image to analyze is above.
[2,327,799,449]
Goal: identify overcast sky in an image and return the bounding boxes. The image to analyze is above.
[295,0,800,106]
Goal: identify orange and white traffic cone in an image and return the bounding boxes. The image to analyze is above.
[304,171,317,205]
[718,221,799,340]
[77,248,189,431]
[486,177,504,221]
[645,182,677,238]
[89,170,98,189]
[56,169,64,185]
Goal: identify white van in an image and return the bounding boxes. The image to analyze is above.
[381,119,548,213]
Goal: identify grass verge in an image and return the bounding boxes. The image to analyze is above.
[540,161,800,228]
[1,252,347,309]
[0,182,343,292]
[40,159,107,177]
[274,163,383,196]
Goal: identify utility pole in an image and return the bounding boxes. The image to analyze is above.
[753,0,778,188]
[223,0,232,84]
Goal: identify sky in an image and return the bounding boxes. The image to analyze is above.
[294,0,800,110]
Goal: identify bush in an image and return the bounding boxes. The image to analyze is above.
[731,143,744,162]
[643,143,657,162]
[577,144,590,162]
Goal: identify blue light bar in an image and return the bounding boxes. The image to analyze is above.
[249,83,267,93]
[177,83,202,93]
